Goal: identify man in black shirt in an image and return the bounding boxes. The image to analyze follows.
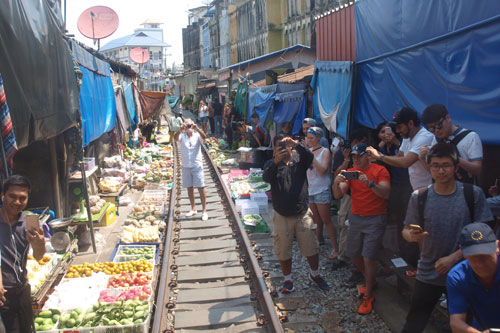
[211,97,223,137]
[263,135,330,293]
[224,101,241,147]
[0,175,46,332]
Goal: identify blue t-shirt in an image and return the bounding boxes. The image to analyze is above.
[381,143,410,184]
[447,255,500,330]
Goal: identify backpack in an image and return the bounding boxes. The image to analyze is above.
[417,182,474,228]
[445,129,474,184]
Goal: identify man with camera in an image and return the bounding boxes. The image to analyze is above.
[174,119,208,221]
[333,143,391,315]
[263,135,330,294]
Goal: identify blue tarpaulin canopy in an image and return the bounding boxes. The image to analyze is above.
[274,89,306,135]
[247,85,277,125]
[72,41,116,146]
[354,0,500,145]
[124,83,137,129]
[311,61,353,138]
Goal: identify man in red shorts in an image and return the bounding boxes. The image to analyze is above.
[333,143,391,314]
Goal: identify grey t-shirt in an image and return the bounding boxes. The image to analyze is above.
[404,182,493,286]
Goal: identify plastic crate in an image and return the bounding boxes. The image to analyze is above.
[241,201,259,218]
[110,244,158,262]
[83,157,95,171]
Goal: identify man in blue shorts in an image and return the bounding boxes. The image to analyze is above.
[447,223,500,332]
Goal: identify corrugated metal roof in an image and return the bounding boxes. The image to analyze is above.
[100,32,170,51]
[223,44,313,71]
[278,65,315,83]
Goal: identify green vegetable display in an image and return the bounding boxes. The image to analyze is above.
[56,300,149,330]
[34,309,59,332]
[118,247,155,260]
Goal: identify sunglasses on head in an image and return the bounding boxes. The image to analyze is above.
[427,118,445,133]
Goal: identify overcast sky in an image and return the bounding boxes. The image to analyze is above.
[65,0,207,67]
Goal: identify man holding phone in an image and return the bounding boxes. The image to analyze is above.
[263,135,330,294]
[333,143,391,315]
[401,143,492,333]
[0,175,45,332]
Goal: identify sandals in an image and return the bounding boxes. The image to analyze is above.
[328,250,338,260]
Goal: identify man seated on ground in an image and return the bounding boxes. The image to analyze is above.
[447,223,500,333]
[332,143,391,315]
[419,104,483,183]
[263,135,330,293]
[401,143,493,333]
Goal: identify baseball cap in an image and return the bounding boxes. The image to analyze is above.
[303,118,317,126]
[459,223,498,256]
[351,143,368,156]
[307,127,324,137]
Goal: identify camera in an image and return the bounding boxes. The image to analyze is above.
[341,171,359,180]
[279,141,287,150]
[342,139,351,149]
[186,124,192,129]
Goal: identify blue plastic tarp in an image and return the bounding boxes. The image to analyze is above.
[354,0,500,144]
[79,67,116,146]
[274,89,306,135]
[247,85,277,124]
[124,83,137,129]
[311,61,352,138]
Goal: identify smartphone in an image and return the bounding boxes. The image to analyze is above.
[342,171,359,180]
[26,214,40,233]
[409,224,424,233]
[279,141,287,150]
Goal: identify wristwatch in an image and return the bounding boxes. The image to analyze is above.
[379,153,385,161]
[369,180,376,188]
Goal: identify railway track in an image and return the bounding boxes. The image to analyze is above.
[152,142,283,332]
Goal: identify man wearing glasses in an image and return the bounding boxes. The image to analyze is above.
[400,143,492,333]
[366,107,434,191]
[419,104,483,184]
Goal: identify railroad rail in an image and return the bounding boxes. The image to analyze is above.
[152,142,283,332]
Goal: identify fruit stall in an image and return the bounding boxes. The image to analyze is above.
[31,143,174,332]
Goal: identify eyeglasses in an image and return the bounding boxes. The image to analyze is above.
[427,118,445,133]
[429,163,454,171]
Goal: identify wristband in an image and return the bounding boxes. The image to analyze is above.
[369,180,376,188]
[379,153,385,161]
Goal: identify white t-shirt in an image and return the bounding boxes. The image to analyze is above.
[199,105,208,118]
[400,127,434,189]
[179,132,203,168]
[430,127,483,162]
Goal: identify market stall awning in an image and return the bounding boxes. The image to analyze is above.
[196,82,216,89]
[278,65,314,83]
[139,91,166,119]
[72,41,117,147]
[0,0,79,148]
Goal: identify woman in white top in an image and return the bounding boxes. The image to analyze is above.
[306,127,339,260]
[198,100,209,133]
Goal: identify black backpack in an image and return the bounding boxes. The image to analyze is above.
[417,182,474,228]
[444,129,475,184]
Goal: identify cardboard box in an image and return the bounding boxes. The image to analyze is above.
[95,203,117,227]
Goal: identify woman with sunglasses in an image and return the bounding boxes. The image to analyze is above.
[306,127,339,260]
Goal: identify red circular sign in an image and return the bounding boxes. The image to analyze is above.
[130,48,150,64]
[77,6,119,40]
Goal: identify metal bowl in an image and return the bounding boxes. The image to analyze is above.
[48,217,73,229]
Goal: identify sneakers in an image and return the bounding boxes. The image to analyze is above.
[358,295,374,315]
[282,280,295,294]
[346,271,364,287]
[359,280,378,295]
[308,273,331,292]
[186,210,197,217]
[201,212,208,221]
[439,294,447,309]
